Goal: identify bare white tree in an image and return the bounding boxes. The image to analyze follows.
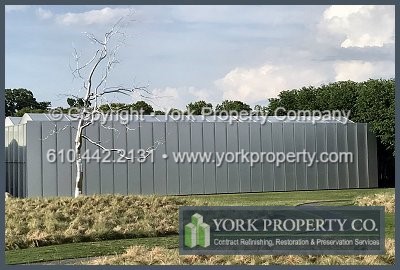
[68,16,153,197]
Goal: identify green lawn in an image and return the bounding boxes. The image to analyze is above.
[189,188,394,206]
[6,236,179,265]
[6,188,395,265]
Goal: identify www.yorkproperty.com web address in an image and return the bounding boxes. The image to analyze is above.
[168,150,353,167]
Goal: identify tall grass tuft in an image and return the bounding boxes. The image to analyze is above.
[88,239,395,265]
[354,193,395,213]
[6,195,200,250]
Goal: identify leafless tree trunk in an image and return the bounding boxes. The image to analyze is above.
[70,16,152,198]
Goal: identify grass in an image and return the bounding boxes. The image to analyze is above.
[355,192,395,213]
[87,239,395,265]
[5,236,178,265]
[5,188,395,265]
[6,194,199,250]
[189,188,395,206]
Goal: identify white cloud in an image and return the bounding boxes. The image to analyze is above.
[334,60,394,81]
[215,64,329,103]
[321,5,395,48]
[151,86,218,110]
[36,7,53,20]
[56,7,132,26]
[5,5,29,13]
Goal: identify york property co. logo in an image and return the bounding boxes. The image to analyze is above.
[184,213,210,248]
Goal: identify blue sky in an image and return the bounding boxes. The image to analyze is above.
[5,5,395,110]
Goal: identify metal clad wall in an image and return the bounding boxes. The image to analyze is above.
[250,123,262,191]
[203,123,216,194]
[260,123,274,191]
[272,123,285,191]
[153,122,167,195]
[305,124,318,190]
[140,122,154,194]
[294,124,306,190]
[357,124,369,188]
[113,121,128,195]
[26,122,43,197]
[326,124,339,189]
[215,123,228,193]
[191,123,204,194]
[166,122,179,194]
[127,121,141,194]
[347,123,359,188]
[283,123,296,191]
[57,122,73,196]
[6,120,380,197]
[179,122,191,195]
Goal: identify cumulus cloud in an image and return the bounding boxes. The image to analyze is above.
[55,7,132,26]
[151,86,218,110]
[36,7,53,20]
[321,5,395,48]
[215,64,329,103]
[334,60,395,81]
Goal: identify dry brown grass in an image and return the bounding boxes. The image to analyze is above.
[88,239,395,265]
[354,193,395,213]
[5,195,200,250]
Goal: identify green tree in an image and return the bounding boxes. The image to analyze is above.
[131,100,154,114]
[98,103,129,113]
[354,79,395,152]
[186,100,213,115]
[215,100,251,115]
[67,98,85,108]
[154,110,166,115]
[5,88,51,116]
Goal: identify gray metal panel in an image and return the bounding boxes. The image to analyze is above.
[283,123,296,191]
[316,123,328,190]
[41,122,58,196]
[178,122,191,194]
[260,123,274,191]
[23,124,27,197]
[203,123,216,194]
[249,123,262,192]
[336,124,349,189]
[85,122,101,195]
[294,124,307,190]
[5,127,9,193]
[215,123,228,193]
[366,125,378,188]
[57,122,73,196]
[17,125,24,197]
[272,123,285,191]
[12,126,18,196]
[191,123,204,194]
[226,123,240,193]
[166,122,179,194]
[305,124,318,190]
[347,123,359,188]
[5,127,11,194]
[357,124,369,188]
[127,121,141,194]
[140,122,154,194]
[113,121,128,195]
[326,124,339,189]
[99,121,114,194]
[238,123,251,192]
[153,122,167,195]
